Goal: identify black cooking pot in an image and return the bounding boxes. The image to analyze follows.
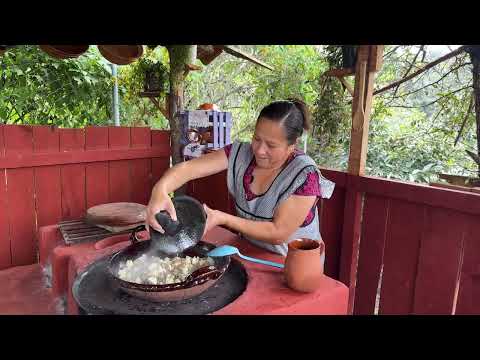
[108,226,230,302]
[150,195,207,255]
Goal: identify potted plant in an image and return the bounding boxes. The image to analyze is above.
[140,58,168,95]
[131,57,168,95]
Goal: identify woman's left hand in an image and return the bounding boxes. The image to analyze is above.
[203,204,225,237]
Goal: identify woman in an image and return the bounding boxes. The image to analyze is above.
[146,99,334,258]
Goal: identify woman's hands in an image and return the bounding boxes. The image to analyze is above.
[145,190,177,234]
[203,204,225,237]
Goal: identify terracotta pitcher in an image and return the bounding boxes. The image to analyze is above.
[284,238,325,293]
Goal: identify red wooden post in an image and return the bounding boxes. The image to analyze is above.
[108,127,132,203]
[455,215,480,314]
[4,125,36,266]
[319,169,348,280]
[85,127,109,209]
[33,126,62,228]
[412,207,466,314]
[131,127,152,205]
[0,125,11,269]
[60,128,86,220]
[151,130,171,193]
[379,200,424,314]
[339,45,384,314]
[353,194,390,314]
[339,182,363,312]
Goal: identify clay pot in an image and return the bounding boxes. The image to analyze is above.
[39,45,89,59]
[197,45,224,65]
[97,45,144,65]
[284,238,325,293]
[198,103,219,111]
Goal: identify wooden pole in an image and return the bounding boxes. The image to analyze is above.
[347,45,381,176]
[471,53,480,177]
[166,45,197,195]
[340,45,384,314]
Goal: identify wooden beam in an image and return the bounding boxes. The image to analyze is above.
[324,67,355,78]
[368,45,384,72]
[347,45,378,176]
[185,63,202,72]
[338,77,354,96]
[148,97,169,120]
[0,147,170,169]
[342,45,384,314]
[222,45,274,71]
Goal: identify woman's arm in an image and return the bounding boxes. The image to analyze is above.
[148,148,228,232]
[152,148,228,195]
[205,194,317,245]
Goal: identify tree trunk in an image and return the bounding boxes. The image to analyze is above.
[471,54,480,177]
[166,45,197,195]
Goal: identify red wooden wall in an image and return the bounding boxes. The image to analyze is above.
[348,175,480,315]
[188,167,480,315]
[0,125,170,270]
[2,123,479,314]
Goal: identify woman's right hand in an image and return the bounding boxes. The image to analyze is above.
[145,192,177,234]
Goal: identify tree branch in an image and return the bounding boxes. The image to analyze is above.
[212,85,256,104]
[381,62,471,101]
[382,46,402,59]
[373,45,468,96]
[387,84,472,109]
[454,93,474,146]
[148,97,169,119]
[391,45,425,98]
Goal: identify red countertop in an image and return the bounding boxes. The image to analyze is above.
[66,226,349,315]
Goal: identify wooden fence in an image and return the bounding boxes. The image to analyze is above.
[0,124,170,269]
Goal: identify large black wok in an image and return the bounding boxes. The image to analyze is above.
[108,218,229,302]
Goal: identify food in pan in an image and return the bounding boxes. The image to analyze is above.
[117,254,214,285]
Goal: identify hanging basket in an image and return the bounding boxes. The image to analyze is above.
[39,45,89,59]
[98,45,143,65]
[143,68,163,92]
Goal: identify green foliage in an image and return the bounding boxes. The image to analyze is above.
[0,45,113,127]
[366,45,478,182]
[185,45,327,142]
[117,47,170,129]
[1,44,477,184]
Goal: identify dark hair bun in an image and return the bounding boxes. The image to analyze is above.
[287,98,311,131]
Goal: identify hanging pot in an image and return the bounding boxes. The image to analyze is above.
[197,45,224,65]
[98,45,143,65]
[39,45,89,59]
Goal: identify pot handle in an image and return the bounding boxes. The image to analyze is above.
[129,225,146,244]
[183,266,222,287]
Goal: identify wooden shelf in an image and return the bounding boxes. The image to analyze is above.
[139,91,161,98]
[324,67,355,77]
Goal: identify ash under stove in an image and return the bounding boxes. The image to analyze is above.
[72,255,248,315]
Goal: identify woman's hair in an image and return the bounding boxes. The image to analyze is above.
[257,98,311,145]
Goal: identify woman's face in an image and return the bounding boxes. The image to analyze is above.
[251,118,295,169]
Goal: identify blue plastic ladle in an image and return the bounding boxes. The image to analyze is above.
[207,245,284,269]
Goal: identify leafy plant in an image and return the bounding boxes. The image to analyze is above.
[128,57,169,95]
[0,45,113,127]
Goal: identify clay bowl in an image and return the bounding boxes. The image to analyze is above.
[39,45,89,59]
[97,45,143,65]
